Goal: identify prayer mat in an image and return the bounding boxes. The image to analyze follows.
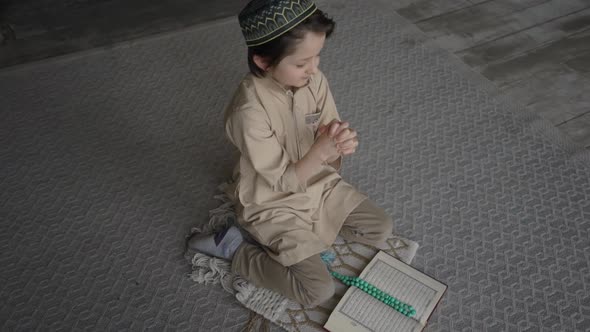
[185,184,419,332]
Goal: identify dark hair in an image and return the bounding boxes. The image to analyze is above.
[247,10,335,77]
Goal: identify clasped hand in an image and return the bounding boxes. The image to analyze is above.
[313,120,359,162]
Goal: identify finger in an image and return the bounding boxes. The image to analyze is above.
[337,139,357,150]
[334,128,350,142]
[326,119,340,129]
[328,122,341,138]
[333,122,349,138]
[328,123,340,138]
[330,121,341,135]
[317,125,327,135]
[335,129,357,143]
[336,121,350,132]
[342,145,358,154]
[320,120,337,133]
[337,138,358,150]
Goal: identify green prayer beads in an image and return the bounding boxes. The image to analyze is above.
[330,271,416,317]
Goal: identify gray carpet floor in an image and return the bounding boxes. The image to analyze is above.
[1,0,589,330]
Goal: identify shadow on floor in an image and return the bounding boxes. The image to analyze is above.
[0,0,245,68]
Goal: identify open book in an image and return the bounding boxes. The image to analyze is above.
[324,251,447,332]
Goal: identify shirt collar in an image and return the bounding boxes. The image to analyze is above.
[257,73,311,98]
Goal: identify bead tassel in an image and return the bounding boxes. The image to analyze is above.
[330,271,416,317]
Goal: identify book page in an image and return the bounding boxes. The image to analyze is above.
[324,251,446,332]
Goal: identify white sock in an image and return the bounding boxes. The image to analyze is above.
[187,226,244,260]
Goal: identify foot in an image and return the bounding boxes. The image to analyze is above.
[187,226,244,260]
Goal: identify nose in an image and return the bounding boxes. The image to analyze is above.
[310,65,319,75]
[309,57,319,75]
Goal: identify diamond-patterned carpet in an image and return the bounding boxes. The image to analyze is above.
[1,0,589,330]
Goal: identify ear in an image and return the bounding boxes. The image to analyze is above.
[253,55,271,72]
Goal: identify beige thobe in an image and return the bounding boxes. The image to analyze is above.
[224,70,367,266]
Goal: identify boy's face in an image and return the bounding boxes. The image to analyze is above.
[270,31,326,89]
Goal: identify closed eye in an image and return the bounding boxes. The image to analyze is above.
[296,53,321,68]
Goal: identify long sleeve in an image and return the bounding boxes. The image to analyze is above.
[226,107,307,193]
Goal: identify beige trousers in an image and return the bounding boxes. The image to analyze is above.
[231,199,394,306]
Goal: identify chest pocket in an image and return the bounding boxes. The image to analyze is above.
[297,111,320,156]
[305,112,321,134]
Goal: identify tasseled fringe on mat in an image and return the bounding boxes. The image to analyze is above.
[188,252,257,299]
[186,182,290,325]
[187,182,244,294]
[189,182,237,236]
